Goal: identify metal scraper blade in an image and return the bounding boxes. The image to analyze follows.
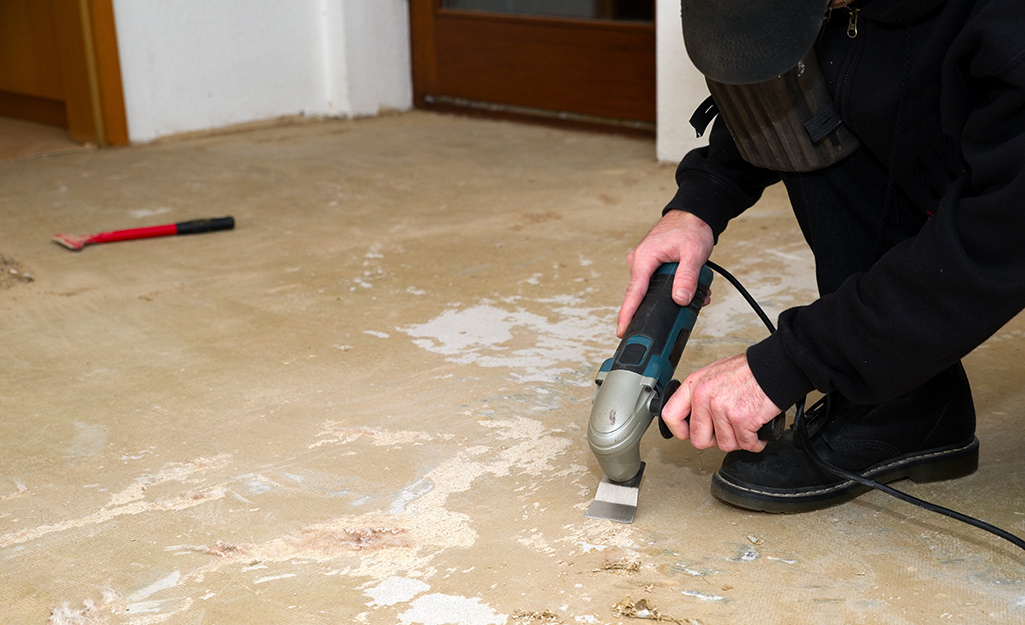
[585,462,645,524]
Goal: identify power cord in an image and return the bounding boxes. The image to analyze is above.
[704,259,1025,552]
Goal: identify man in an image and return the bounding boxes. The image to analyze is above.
[620,0,1025,512]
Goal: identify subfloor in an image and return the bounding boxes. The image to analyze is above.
[2,111,1024,624]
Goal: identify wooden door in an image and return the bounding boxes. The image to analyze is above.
[410,0,655,131]
[0,0,128,146]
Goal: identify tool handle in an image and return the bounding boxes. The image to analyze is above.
[653,379,785,441]
[92,224,178,244]
[175,216,235,235]
[609,263,713,384]
[91,217,234,245]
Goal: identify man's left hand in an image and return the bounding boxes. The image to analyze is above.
[660,353,781,453]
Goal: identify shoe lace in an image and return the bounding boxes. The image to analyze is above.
[707,260,1025,553]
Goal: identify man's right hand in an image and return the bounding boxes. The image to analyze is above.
[616,210,715,337]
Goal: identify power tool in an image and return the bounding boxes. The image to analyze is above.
[585,262,785,523]
[583,264,1025,554]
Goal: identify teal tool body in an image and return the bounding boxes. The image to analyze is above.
[585,262,784,523]
[587,263,713,485]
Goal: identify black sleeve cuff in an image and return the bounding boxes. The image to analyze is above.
[662,170,739,242]
[746,333,816,411]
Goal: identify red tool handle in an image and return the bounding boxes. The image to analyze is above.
[91,217,235,245]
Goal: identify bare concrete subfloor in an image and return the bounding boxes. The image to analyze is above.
[2,111,1024,624]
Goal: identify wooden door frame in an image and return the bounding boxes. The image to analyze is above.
[60,0,129,146]
[0,0,128,146]
[410,0,656,132]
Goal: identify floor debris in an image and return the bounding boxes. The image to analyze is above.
[595,558,641,574]
[511,609,563,623]
[612,597,697,624]
[0,254,33,288]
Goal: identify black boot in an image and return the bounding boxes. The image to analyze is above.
[711,363,979,513]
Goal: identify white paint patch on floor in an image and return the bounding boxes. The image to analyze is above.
[398,594,507,625]
[0,456,231,548]
[401,296,615,384]
[364,576,431,606]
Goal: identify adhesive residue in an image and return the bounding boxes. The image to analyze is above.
[398,594,507,625]
[401,296,614,383]
[0,455,232,549]
[365,576,431,606]
[44,415,577,621]
[309,423,448,449]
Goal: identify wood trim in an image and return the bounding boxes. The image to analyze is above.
[50,0,128,146]
[409,0,439,108]
[87,0,129,145]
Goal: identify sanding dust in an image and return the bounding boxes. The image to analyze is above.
[1,455,232,549]
[189,523,410,566]
[0,254,33,288]
[50,417,581,621]
[612,597,696,624]
[511,609,562,623]
[595,558,641,574]
[0,484,230,549]
[1,479,28,501]
[49,590,123,625]
[106,454,231,507]
[309,422,449,448]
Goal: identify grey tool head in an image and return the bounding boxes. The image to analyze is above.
[587,369,658,483]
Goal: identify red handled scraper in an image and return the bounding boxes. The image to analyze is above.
[53,217,235,251]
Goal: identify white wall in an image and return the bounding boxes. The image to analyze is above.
[339,0,412,117]
[112,0,412,143]
[655,0,709,164]
[111,0,699,159]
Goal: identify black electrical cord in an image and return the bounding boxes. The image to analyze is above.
[704,259,1025,553]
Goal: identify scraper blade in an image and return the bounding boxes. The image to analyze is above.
[585,462,645,524]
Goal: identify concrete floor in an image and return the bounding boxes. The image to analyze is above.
[2,111,1024,624]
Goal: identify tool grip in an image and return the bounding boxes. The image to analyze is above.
[176,216,235,235]
[609,263,713,381]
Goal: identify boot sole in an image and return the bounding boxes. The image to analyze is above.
[710,437,979,514]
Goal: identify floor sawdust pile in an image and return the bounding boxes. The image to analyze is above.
[0,254,33,288]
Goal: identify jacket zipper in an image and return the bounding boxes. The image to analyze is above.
[847,7,860,38]
[835,7,865,122]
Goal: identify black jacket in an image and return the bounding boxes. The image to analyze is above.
[666,0,1025,409]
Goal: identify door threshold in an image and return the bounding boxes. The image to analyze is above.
[422,95,655,136]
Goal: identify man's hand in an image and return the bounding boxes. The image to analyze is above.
[617,210,715,337]
[660,353,781,453]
